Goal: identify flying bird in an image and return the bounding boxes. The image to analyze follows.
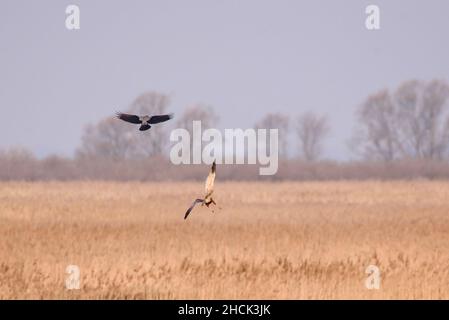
[184,161,217,220]
[116,112,173,131]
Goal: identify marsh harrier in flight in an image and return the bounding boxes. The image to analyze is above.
[184,161,218,220]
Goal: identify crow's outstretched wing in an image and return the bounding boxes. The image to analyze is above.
[184,198,204,220]
[116,113,141,124]
[149,114,174,124]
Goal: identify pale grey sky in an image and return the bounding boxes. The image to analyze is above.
[1,0,449,159]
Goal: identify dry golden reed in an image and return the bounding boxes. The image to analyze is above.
[0,181,449,299]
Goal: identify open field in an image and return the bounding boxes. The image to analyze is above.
[1,181,449,299]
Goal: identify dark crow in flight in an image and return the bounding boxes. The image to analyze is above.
[116,112,173,131]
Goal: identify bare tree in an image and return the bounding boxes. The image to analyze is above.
[394,80,424,158]
[176,104,219,132]
[76,117,136,160]
[0,147,38,180]
[174,104,219,163]
[296,112,329,161]
[76,91,171,160]
[352,89,400,162]
[353,79,449,162]
[395,79,449,160]
[254,113,290,158]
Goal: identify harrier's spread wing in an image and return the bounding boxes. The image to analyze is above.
[149,114,174,124]
[184,198,204,220]
[116,113,141,124]
[204,161,216,197]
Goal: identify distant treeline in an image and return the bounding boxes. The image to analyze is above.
[1,148,449,181]
[2,78,449,181]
